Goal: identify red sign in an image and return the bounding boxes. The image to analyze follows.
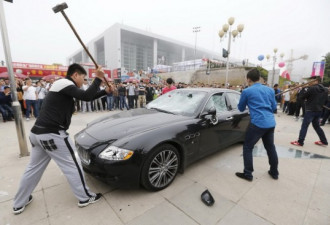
[0,62,68,78]
[88,69,111,79]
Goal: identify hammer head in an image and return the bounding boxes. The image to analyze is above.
[52,2,68,13]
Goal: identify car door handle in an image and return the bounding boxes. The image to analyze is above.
[226,116,233,120]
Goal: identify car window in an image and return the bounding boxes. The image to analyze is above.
[204,93,228,113]
[226,92,240,110]
[147,90,207,116]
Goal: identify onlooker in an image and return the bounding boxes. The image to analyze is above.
[295,86,307,120]
[93,83,104,112]
[282,85,290,113]
[134,83,139,108]
[273,84,281,113]
[0,86,14,122]
[23,78,38,120]
[146,83,154,104]
[0,79,5,92]
[162,78,176,95]
[106,82,114,111]
[138,82,146,108]
[236,68,279,181]
[320,87,330,126]
[127,82,136,109]
[288,87,298,116]
[81,79,92,112]
[36,80,47,111]
[112,84,119,110]
[16,79,26,115]
[118,83,129,110]
[291,76,328,146]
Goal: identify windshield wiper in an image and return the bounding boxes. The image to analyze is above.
[150,107,175,114]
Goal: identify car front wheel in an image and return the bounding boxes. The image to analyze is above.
[141,144,180,191]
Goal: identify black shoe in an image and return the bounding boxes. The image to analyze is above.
[78,193,102,208]
[268,171,278,180]
[235,172,253,181]
[13,195,33,215]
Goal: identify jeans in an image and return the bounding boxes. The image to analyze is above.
[243,123,278,178]
[0,104,14,120]
[282,101,289,113]
[107,95,113,110]
[119,95,129,110]
[25,100,38,118]
[37,99,44,111]
[298,111,328,145]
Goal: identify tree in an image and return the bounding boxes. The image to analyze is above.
[322,52,330,86]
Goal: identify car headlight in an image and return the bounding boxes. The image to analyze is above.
[99,146,134,161]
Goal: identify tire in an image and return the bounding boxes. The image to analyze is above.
[141,144,180,191]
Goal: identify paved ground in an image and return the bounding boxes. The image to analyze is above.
[0,110,329,225]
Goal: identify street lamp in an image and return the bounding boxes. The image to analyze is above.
[266,48,284,87]
[218,17,244,87]
[193,26,201,70]
[0,0,29,156]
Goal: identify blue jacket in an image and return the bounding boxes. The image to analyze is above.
[238,83,277,128]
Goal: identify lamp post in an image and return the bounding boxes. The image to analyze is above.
[193,26,201,70]
[0,0,29,156]
[266,48,284,87]
[218,17,244,87]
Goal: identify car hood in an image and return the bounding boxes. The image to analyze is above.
[81,108,189,141]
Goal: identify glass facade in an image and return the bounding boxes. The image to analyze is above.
[121,30,153,72]
[95,37,105,66]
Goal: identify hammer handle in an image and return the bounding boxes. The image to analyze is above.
[60,11,110,88]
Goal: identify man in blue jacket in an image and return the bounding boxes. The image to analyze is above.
[236,68,279,181]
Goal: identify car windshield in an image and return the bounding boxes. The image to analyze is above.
[146,89,207,116]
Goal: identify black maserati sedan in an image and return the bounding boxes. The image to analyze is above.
[74,88,250,191]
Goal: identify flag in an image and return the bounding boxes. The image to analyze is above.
[311,61,325,78]
[222,48,228,58]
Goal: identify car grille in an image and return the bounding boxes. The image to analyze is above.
[77,145,91,165]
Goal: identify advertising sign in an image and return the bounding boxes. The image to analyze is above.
[311,61,325,77]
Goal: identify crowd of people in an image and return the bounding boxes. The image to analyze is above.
[1,75,329,127]
[273,81,330,126]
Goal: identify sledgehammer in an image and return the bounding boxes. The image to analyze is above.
[52,2,110,87]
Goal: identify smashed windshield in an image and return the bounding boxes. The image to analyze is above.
[146,90,207,116]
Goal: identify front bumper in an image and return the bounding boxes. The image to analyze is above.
[77,143,143,188]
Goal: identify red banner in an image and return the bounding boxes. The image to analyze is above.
[88,69,111,79]
[0,62,68,77]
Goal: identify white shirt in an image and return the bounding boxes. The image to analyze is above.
[36,86,47,99]
[23,85,37,100]
[283,89,290,101]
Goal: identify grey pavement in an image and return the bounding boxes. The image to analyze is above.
[0,110,330,225]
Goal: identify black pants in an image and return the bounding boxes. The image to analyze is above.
[295,101,305,117]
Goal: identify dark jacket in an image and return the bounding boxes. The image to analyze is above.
[0,92,12,106]
[299,84,327,112]
[32,77,106,133]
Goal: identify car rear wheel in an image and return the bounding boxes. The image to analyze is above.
[141,144,180,191]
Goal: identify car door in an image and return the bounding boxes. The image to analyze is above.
[224,91,250,143]
[197,92,234,157]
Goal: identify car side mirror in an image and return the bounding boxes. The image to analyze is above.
[201,107,218,125]
[208,107,216,116]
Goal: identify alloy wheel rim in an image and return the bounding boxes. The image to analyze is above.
[148,150,178,188]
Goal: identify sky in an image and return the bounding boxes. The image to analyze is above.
[0,0,329,81]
